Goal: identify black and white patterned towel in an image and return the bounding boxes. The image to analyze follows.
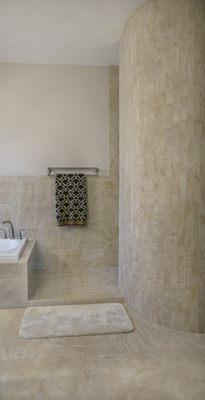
[55,174,87,226]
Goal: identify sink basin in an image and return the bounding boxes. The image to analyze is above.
[0,238,27,260]
[0,239,19,252]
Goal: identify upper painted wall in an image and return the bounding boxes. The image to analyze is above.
[0,64,109,175]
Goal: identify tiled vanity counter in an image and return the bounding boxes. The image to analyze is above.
[0,240,36,308]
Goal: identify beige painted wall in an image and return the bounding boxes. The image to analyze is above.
[0,64,109,175]
[119,0,205,332]
[0,66,119,273]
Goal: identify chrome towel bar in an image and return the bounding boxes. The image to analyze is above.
[47,167,99,176]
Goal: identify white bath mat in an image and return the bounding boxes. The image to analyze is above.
[19,303,134,339]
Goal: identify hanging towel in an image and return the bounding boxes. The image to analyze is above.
[55,174,87,226]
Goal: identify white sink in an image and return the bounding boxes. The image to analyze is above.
[0,238,27,260]
[0,239,19,252]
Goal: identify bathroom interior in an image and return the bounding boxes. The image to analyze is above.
[0,0,205,399]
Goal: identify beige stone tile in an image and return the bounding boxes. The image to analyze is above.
[34,177,55,206]
[35,205,57,229]
[119,0,205,333]
[35,227,59,249]
[181,349,205,381]
[0,263,25,279]
[0,279,27,309]
[1,351,203,400]
[0,307,204,400]
[28,266,123,306]
[12,205,36,230]
[58,227,82,250]
[35,247,59,272]
[0,189,35,206]
[58,249,82,271]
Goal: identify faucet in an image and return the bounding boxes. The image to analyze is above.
[2,220,15,239]
[19,229,26,239]
[0,228,7,239]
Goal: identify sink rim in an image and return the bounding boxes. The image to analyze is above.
[0,239,23,252]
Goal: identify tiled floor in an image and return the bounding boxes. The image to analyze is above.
[29,266,124,306]
[1,307,205,399]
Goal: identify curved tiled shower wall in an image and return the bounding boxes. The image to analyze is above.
[0,66,119,272]
[119,0,205,332]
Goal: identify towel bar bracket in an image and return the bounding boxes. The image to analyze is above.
[47,167,99,176]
